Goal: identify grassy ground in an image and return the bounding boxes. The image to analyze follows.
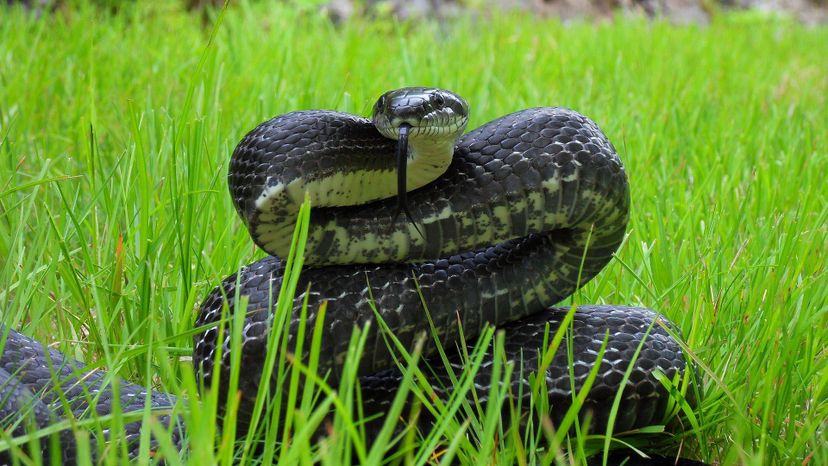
[1,1,826,465]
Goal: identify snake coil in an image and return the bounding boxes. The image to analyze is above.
[0,88,693,464]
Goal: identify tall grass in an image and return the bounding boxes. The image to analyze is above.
[0,1,826,464]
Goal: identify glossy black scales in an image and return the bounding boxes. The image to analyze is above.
[358,306,690,435]
[0,326,182,464]
[194,98,691,437]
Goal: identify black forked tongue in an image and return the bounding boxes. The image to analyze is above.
[393,123,425,240]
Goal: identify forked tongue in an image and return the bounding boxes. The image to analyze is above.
[394,123,424,239]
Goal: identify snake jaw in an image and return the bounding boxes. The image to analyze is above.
[394,123,425,239]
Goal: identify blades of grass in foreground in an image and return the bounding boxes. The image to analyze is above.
[598,318,656,466]
[555,330,610,446]
[409,275,493,445]
[415,328,498,465]
[363,335,426,465]
[244,197,313,464]
[366,292,495,464]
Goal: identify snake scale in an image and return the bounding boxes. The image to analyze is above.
[0,88,692,464]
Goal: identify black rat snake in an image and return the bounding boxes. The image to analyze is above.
[0,87,693,464]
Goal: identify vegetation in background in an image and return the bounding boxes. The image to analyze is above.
[0,1,826,464]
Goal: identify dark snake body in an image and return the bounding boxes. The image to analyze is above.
[0,93,692,463]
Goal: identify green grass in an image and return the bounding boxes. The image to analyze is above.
[1,1,826,464]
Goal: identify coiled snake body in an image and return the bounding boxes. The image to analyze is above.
[0,88,691,463]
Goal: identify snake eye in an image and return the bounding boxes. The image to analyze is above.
[432,93,445,109]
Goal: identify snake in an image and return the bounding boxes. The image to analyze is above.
[0,87,692,464]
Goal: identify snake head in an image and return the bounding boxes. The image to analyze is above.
[372,87,469,142]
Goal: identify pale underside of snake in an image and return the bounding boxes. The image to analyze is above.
[0,88,694,464]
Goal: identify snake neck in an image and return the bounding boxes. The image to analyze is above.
[403,137,455,191]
